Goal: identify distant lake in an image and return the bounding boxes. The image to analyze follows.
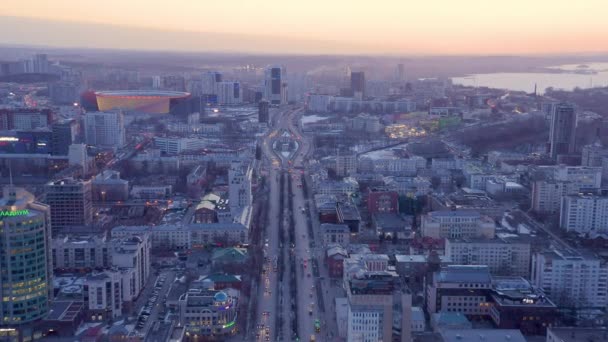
[452,63,608,94]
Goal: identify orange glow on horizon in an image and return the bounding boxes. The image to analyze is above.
[1,0,607,55]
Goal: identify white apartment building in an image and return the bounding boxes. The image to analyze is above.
[444,236,531,277]
[384,176,431,197]
[307,94,333,113]
[111,235,151,301]
[53,234,151,302]
[111,223,249,249]
[559,194,608,233]
[550,165,602,191]
[581,142,608,167]
[84,111,125,148]
[166,122,224,134]
[531,180,570,214]
[52,235,109,269]
[330,96,416,114]
[532,248,608,308]
[154,136,207,154]
[84,270,124,320]
[344,254,412,342]
[431,158,463,171]
[348,309,384,342]
[359,156,425,176]
[421,211,495,239]
[317,178,359,196]
[229,160,252,217]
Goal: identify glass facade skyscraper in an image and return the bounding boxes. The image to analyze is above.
[0,186,52,341]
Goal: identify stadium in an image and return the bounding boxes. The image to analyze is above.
[95,90,191,114]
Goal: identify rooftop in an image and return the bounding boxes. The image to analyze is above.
[437,265,491,284]
[321,223,350,233]
[211,247,248,262]
[432,312,471,326]
[440,329,526,342]
[491,276,555,308]
[548,327,608,342]
[45,300,84,322]
[95,90,190,98]
[428,210,481,218]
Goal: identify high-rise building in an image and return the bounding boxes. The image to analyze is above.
[0,108,53,130]
[549,103,576,160]
[530,180,569,214]
[217,81,242,105]
[84,111,125,148]
[51,119,78,156]
[581,141,608,167]
[152,75,161,89]
[350,71,366,100]
[264,66,287,105]
[32,54,49,74]
[0,186,52,341]
[161,75,186,92]
[258,100,269,123]
[44,178,93,233]
[397,63,405,81]
[532,248,608,308]
[202,71,222,96]
[560,194,608,233]
[49,81,80,105]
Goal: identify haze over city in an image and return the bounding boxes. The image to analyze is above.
[2,0,608,55]
[3,2,608,342]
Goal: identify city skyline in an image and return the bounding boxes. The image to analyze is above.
[1,0,608,55]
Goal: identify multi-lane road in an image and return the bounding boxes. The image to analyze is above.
[254,105,339,342]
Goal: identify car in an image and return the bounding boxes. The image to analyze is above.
[307,273,311,277]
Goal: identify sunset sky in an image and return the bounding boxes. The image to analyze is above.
[1,0,606,55]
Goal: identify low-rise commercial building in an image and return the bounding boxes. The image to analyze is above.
[111,223,248,249]
[321,223,350,246]
[421,211,495,239]
[178,288,239,339]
